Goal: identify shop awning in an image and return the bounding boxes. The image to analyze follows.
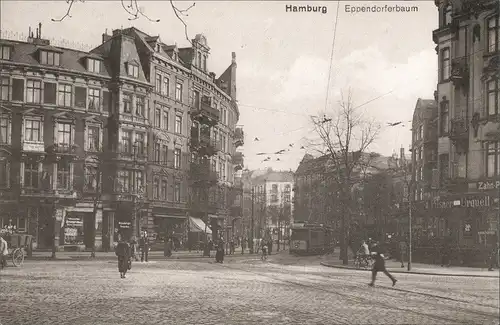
[189,217,212,234]
[154,214,186,219]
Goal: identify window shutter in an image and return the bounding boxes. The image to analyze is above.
[102,91,111,112]
[75,87,87,108]
[44,82,56,104]
[12,79,24,101]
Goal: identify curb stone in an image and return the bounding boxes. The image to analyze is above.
[320,262,500,278]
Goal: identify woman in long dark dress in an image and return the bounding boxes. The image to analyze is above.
[215,239,225,263]
[369,241,397,287]
[164,238,173,258]
[115,239,131,279]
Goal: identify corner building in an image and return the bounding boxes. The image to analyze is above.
[428,0,499,257]
[0,25,242,251]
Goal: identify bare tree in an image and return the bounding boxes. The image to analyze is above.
[309,89,381,265]
[52,0,196,44]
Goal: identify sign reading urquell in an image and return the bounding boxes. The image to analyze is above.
[430,196,491,209]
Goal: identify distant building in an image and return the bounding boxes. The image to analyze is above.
[240,169,293,239]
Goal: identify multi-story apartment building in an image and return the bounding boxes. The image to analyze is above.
[430,0,499,249]
[240,169,293,239]
[0,24,242,251]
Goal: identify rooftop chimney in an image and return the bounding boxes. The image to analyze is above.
[400,147,405,161]
[231,52,236,64]
[36,28,39,39]
[39,22,42,38]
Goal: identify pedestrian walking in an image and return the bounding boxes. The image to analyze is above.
[441,239,450,267]
[488,243,498,271]
[268,239,273,255]
[164,238,173,258]
[140,231,149,262]
[0,235,8,270]
[115,238,131,279]
[368,241,397,287]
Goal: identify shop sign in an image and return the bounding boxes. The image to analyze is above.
[66,217,83,227]
[118,221,131,229]
[430,196,491,209]
[477,180,500,191]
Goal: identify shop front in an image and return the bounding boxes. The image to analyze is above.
[153,214,187,249]
[187,216,212,250]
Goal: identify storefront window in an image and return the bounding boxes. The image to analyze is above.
[63,214,84,245]
[1,215,27,233]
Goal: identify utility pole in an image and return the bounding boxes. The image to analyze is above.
[497,180,500,268]
[408,177,413,271]
[250,187,255,254]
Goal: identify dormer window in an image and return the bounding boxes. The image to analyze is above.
[87,58,101,73]
[0,45,11,60]
[127,63,139,78]
[40,51,60,66]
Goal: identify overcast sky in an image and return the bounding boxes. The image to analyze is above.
[1,1,438,172]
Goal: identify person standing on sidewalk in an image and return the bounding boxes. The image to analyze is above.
[140,231,149,262]
[369,241,397,287]
[241,237,246,254]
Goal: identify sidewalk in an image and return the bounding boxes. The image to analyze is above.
[27,249,260,261]
[320,249,499,278]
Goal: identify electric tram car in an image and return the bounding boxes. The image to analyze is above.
[289,222,335,255]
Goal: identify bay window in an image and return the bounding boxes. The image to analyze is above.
[487,79,499,116]
[58,84,72,107]
[26,80,42,103]
[486,142,500,177]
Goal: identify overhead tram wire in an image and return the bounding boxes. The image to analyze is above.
[324,1,341,112]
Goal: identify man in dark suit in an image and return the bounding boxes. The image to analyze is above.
[140,231,149,262]
[369,241,397,287]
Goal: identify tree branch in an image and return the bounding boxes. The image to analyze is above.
[170,0,196,45]
[51,0,82,22]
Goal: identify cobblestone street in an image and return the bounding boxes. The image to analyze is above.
[1,258,498,325]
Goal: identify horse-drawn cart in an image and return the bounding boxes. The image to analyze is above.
[6,234,33,267]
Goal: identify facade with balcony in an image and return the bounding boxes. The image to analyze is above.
[184,34,241,242]
[430,0,499,251]
[0,25,242,251]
